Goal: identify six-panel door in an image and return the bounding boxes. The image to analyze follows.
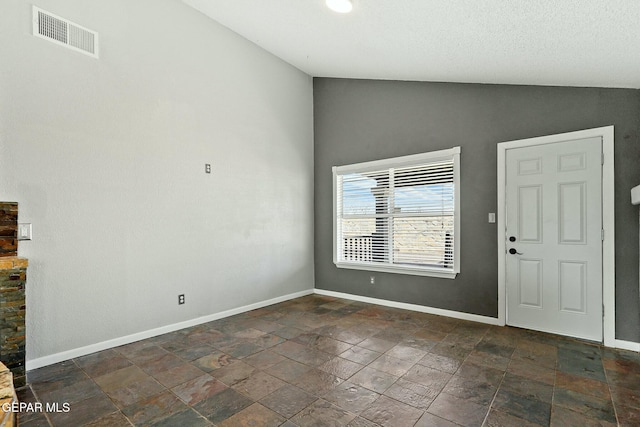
[505,137,603,341]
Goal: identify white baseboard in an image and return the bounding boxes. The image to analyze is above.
[314,290,640,352]
[28,287,637,371]
[26,289,314,371]
[314,289,501,326]
[614,339,640,352]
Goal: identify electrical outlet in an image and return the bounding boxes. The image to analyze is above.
[205,164,211,174]
[178,294,185,305]
[370,276,375,285]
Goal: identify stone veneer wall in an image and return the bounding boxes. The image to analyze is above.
[0,204,17,258]
[0,203,26,389]
[0,259,27,388]
[0,362,16,427]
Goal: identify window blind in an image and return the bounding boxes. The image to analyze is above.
[333,147,460,277]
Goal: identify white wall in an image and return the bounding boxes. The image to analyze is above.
[0,0,314,364]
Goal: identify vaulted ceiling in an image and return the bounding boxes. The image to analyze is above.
[183,0,640,89]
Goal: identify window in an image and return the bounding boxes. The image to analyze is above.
[333,147,460,278]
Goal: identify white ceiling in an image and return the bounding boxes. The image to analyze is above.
[183,0,640,89]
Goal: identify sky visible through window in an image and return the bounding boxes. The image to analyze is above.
[342,173,454,216]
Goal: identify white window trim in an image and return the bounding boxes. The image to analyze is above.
[333,147,461,279]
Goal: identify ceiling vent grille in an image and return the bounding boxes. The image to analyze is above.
[32,6,99,58]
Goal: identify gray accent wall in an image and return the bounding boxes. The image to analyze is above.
[314,78,640,343]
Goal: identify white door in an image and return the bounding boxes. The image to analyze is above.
[505,136,603,341]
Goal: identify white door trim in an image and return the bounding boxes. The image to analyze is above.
[497,126,615,347]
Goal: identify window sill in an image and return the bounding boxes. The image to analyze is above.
[335,261,458,279]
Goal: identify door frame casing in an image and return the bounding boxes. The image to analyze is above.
[497,126,615,347]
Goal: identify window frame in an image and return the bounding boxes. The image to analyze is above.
[332,147,461,279]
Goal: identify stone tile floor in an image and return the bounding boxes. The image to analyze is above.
[16,295,640,426]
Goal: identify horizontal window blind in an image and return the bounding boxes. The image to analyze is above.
[334,148,460,277]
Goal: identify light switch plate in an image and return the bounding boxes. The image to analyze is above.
[18,223,32,240]
[488,213,496,223]
[632,184,640,205]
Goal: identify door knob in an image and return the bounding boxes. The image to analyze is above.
[508,248,523,255]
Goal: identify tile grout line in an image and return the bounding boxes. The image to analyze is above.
[25,378,55,427]
[548,352,558,427]
[72,357,135,427]
[601,354,621,426]
[465,326,505,427]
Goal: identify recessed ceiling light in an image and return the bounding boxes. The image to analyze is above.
[326,0,353,14]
